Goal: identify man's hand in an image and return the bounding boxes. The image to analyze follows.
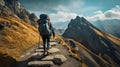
[53,33,55,38]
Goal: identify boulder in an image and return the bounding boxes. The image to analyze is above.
[28,61,53,67]
[48,48,60,54]
[50,42,58,46]
[42,56,54,61]
[53,55,67,65]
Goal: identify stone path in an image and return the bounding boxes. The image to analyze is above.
[15,39,80,67]
[24,40,67,67]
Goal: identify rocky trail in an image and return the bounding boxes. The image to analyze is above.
[14,39,80,67]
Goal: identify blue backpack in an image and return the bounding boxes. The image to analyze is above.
[38,14,52,35]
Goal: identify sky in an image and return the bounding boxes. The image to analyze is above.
[19,0,120,22]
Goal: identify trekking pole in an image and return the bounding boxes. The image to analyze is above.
[38,33,41,49]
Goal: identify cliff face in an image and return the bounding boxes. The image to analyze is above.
[0,0,38,26]
[63,16,120,66]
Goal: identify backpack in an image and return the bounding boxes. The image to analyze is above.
[38,14,52,35]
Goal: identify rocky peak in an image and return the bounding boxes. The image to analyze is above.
[68,16,89,29]
[63,16,120,65]
[0,0,38,26]
[29,13,38,26]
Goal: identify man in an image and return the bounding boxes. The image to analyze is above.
[37,14,55,55]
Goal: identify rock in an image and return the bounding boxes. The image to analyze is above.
[0,4,13,15]
[37,45,43,49]
[52,55,67,65]
[35,49,44,52]
[52,58,62,66]
[37,45,52,49]
[26,52,31,55]
[42,56,54,61]
[20,55,25,58]
[53,55,67,65]
[50,42,58,46]
[1,0,38,26]
[54,55,67,62]
[29,13,38,27]
[31,52,44,59]
[31,52,42,56]
[48,48,60,54]
[50,39,57,42]
[28,61,54,67]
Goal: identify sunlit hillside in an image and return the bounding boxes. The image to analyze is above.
[0,14,41,66]
[93,27,120,46]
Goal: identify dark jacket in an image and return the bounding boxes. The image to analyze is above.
[37,19,55,37]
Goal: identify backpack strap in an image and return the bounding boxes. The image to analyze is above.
[47,17,50,26]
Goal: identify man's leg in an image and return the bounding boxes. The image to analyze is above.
[47,35,50,50]
[42,35,46,52]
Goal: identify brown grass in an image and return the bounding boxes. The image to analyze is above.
[0,15,40,60]
[55,35,81,61]
[93,28,120,45]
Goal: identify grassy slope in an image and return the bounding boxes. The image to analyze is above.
[0,15,41,61]
[92,27,120,45]
[58,27,120,67]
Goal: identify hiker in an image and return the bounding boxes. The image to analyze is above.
[37,14,55,54]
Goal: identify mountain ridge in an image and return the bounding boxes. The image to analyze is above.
[63,16,120,66]
[0,0,38,26]
[92,19,120,38]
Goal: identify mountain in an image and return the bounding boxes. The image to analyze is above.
[53,21,69,35]
[0,0,38,26]
[92,19,120,38]
[0,0,39,67]
[0,15,39,67]
[63,16,120,67]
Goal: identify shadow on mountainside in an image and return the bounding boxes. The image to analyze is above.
[13,54,46,67]
[0,53,16,67]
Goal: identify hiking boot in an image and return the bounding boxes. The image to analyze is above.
[43,51,47,55]
[47,47,49,50]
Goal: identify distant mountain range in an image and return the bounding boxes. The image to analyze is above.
[53,21,69,35]
[92,19,120,38]
[53,18,120,38]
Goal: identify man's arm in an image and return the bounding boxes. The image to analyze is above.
[50,23,55,37]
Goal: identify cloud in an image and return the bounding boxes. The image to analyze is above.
[53,5,70,12]
[104,5,120,18]
[86,5,120,22]
[69,0,84,9]
[49,11,78,22]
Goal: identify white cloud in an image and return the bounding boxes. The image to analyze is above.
[53,5,70,12]
[49,11,78,22]
[86,5,120,22]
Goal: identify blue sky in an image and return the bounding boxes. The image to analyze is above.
[20,0,120,22]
